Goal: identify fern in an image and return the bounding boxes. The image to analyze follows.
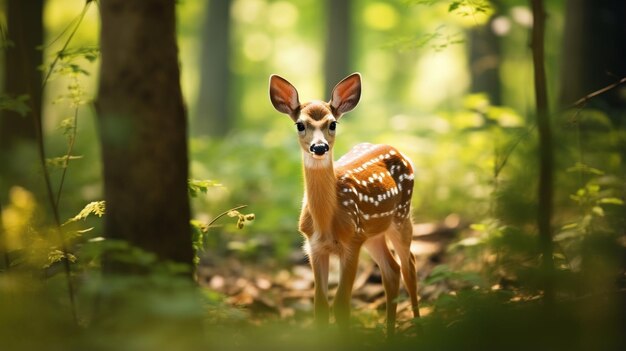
[64,201,106,225]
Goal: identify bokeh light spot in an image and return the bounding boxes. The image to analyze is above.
[363,2,398,31]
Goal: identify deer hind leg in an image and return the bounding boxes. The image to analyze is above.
[364,234,400,335]
[388,218,420,318]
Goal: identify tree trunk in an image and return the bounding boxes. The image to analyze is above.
[194,0,232,137]
[468,16,501,105]
[97,0,193,271]
[560,0,626,113]
[0,0,43,147]
[324,0,351,99]
[531,0,554,304]
[0,0,44,196]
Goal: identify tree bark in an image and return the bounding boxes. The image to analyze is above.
[0,0,44,197]
[194,0,232,137]
[468,16,501,105]
[324,0,351,99]
[97,0,193,271]
[531,0,554,304]
[0,0,43,147]
[560,0,626,113]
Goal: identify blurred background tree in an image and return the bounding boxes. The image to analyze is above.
[560,0,626,112]
[0,0,44,194]
[195,0,233,137]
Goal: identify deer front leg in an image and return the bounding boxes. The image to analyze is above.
[310,249,330,326]
[334,243,362,329]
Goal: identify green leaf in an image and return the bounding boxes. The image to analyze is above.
[560,222,578,230]
[592,206,605,217]
[59,116,76,135]
[424,264,483,287]
[57,46,100,62]
[470,223,486,231]
[188,179,222,197]
[566,162,605,176]
[45,249,77,268]
[46,155,83,169]
[0,94,31,116]
[598,197,624,205]
[448,1,461,12]
[64,200,106,225]
[554,230,581,242]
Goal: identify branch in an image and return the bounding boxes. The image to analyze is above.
[570,76,626,109]
[0,199,9,271]
[207,205,248,227]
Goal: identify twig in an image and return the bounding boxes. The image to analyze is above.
[494,125,536,177]
[0,199,9,270]
[570,76,626,109]
[493,75,626,179]
[41,3,91,89]
[207,205,248,227]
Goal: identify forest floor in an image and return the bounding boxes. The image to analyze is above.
[196,222,461,330]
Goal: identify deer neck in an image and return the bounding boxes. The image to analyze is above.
[302,152,337,233]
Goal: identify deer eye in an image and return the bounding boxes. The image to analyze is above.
[296,122,305,133]
[329,121,336,131]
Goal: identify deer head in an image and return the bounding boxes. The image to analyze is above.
[269,73,361,166]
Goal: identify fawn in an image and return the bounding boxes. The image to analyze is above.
[269,73,420,333]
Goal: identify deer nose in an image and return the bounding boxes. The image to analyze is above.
[310,143,329,156]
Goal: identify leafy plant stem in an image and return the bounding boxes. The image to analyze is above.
[33,85,78,324]
[208,205,248,227]
[41,2,91,89]
[55,105,79,209]
[33,0,93,324]
[0,199,9,271]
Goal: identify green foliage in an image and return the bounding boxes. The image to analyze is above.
[190,131,302,260]
[406,0,492,15]
[0,94,30,116]
[447,0,491,16]
[385,26,465,52]
[63,200,106,225]
[56,45,99,63]
[1,1,624,349]
[424,264,484,287]
[45,249,76,268]
[45,155,83,170]
[187,179,222,197]
[190,201,256,264]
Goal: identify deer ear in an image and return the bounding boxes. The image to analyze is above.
[330,73,361,117]
[269,75,300,120]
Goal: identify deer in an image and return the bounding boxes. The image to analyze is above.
[269,73,420,334]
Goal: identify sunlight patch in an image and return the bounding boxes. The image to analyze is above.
[363,3,398,30]
[243,32,272,61]
[268,2,299,29]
